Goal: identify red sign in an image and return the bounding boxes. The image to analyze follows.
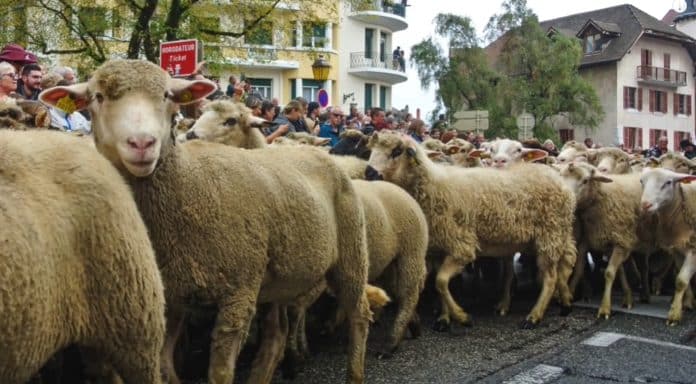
[160,39,199,77]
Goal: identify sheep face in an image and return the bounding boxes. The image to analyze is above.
[557,141,588,164]
[595,148,631,174]
[658,153,696,174]
[331,129,371,159]
[559,162,612,204]
[39,60,216,177]
[488,138,547,168]
[640,168,696,213]
[178,100,267,146]
[365,132,417,181]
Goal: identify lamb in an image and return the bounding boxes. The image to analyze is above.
[0,130,165,383]
[639,167,696,325]
[39,59,373,384]
[558,162,652,318]
[365,132,577,329]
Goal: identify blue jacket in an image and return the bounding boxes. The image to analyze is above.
[319,123,344,147]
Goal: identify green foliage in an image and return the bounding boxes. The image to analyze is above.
[409,0,604,142]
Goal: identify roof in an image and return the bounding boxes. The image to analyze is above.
[539,4,696,67]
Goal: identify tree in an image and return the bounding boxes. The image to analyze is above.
[0,0,372,73]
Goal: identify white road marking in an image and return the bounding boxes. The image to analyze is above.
[502,364,564,384]
[582,331,696,352]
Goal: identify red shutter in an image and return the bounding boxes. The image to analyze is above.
[637,128,643,148]
[674,93,679,115]
[664,92,669,113]
[688,95,692,116]
[664,53,671,80]
[649,90,655,112]
[638,88,643,111]
[623,87,628,109]
[650,129,656,146]
[674,131,680,151]
[623,126,629,148]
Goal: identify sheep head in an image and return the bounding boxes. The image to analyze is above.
[558,162,612,205]
[594,147,631,174]
[488,138,547,169]
[365,132,420,181]
[557,140,589,164]
[640,167,696,213]
[177,100,268,146]
[658,152,696,175]
[39,59,216,178]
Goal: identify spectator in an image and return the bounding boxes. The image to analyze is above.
[399,49,406,71]
[430,127,442,140]
[245,96,263,117]
[542,139,559,157]
[0,44,37,74]
[647,135,669,158]
[292,96,309,133]
[306,101,321,133]
[681,139,696,160]
[266,100,303,144]
[225,75,238,97]
[319,106,346,147]
[584,137,594,149]
[365,107,387,134]
[0,61,18,102]
[54,66,76,85]
[16,63,42,100]
[392,46,401,70]
[409,119,427,143]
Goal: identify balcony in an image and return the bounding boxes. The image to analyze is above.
[348,51,407,84]
[636,65,687,88]
[350,1,408,32]
[222,47,298,70]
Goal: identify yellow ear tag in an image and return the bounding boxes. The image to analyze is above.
[56,95,77,114]
[527,153,535,160]
[682,179,692,184]
[180,90,193,103]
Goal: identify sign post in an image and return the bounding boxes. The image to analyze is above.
[160,39,199,77]
[317,89,329,108]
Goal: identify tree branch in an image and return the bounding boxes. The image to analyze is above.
[200,0,281,37]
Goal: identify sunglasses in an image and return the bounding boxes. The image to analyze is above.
[1,73,18,80]
[332,113,344,117]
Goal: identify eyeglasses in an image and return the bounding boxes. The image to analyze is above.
[1,73,18,80]
[332,113,344,117]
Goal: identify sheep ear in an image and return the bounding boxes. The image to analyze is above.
[248,115,271,128]
[592,174,613,183]
[521,148,548,162]
[468,149,488,159]
[315,138,331,146]
[647,158,659,168]
[168,78,216,105]
[39,83,90,111]
[677,175,696,184]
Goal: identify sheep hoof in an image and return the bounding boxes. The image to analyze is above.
[559,305,572,317]
[666,319,680,327]
[432,319,450,332]
[519,319,537,330]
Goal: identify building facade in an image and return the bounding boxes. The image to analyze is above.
[337,0,408,112]
[540,4,696,151]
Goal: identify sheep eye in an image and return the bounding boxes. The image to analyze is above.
[94,93,104,103]
[224,118,237,126]
[517,148,522,152]
[582,179,588,185]
[390,146,403,158]
[664,180,672,188]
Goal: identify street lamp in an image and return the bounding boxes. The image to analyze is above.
[311,55,331,81]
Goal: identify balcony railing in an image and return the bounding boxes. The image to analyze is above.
[636,65,687,87]
[350,51,406,72]
[381,2,406,17]
[247,47,277,62]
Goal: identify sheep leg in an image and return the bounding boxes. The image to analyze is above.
[342,291,371,384]
[568,242,588,299]
[495,256,514,316]
[598,247,629,319]
[434,255,469,332]
[522,263,558,329]
[652,253,675,296]
[208,296,257,384]
[281,282,326,380]
[667,250,696,326]
[161,309,184,384]
[555,243,576,316]
[246,303,289,384]
[618,266,634,309]
[684,285,695,310]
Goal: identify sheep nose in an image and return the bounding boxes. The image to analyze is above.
[365,166,383,181]
[186,130,198,140]
[641,201,653,211]
[493,158,507,168]
[127,136,156,151]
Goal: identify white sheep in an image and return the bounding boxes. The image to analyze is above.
[39,59,373,384]
[365,132,577,329]
[639,167,696,325]
[0,130,165,384]
[486,138,548,168]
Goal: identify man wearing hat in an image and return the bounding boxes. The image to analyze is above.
[680,138,696,159]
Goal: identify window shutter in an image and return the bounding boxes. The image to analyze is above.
[663,92,668,113]
[674,93,679,115]
[674,131,680,151]
[664,54,671,80]
[637,128,643,148]
[623,126,629,148]
[650,129,656,146]
[623,87,628,109]
[649,90,655,112]
[688,95,692,116]
[637,88,643,111]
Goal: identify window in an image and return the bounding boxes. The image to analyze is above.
[379,86,387,109]
[380,32,387,63]
[623,127,643,150]
[246,20,273,46]
[649,129,667,147]
[247,78,272,99]
[559,129,574,144]
[302,22,326,48]
[649,90,668,113]
[584,33,601,54]
[302,79,323,102]
[365,83,374,111]
[674,93,692,115]
[365,28,374,59]
[623,87,642,110]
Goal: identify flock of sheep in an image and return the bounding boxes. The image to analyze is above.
[1,59,695,384]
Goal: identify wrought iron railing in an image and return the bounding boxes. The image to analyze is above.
[381,2,406,17]
[636,65,687,86]
[350,51,406,72]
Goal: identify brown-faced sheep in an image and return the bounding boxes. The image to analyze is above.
[558,162,652,318]
[0,130,165,384]
[365,132,577,329]
[640,168,696,325]
[40,60,372,384]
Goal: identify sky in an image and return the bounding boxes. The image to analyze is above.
[392,0,683,120]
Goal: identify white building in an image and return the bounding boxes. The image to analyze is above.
[337,0,408,112]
